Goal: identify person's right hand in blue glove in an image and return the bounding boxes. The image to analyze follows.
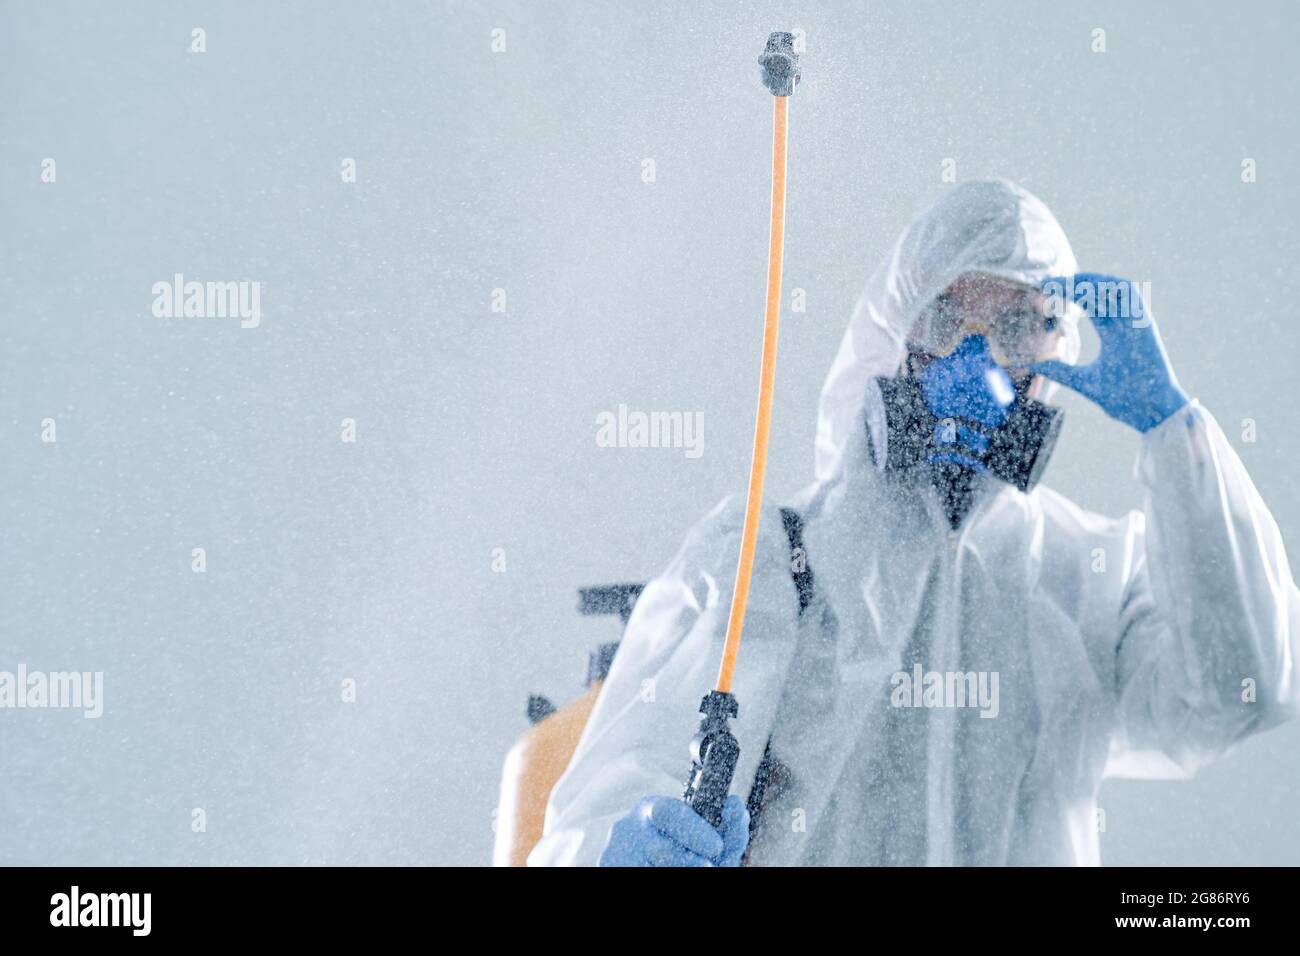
[598,794,749,867]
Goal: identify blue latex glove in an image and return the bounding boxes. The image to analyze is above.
[598,794,749,867]
[1031,273,1190,433]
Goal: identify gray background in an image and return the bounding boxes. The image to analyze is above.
[2,0,1297,865]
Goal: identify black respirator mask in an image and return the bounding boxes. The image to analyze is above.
[873,334,1064,529]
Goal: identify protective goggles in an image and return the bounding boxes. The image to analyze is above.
[910,282,1076,368]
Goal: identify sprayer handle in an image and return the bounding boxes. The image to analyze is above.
[681,691,741,829]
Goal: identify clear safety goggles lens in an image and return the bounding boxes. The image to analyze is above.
[915,290,1070,367]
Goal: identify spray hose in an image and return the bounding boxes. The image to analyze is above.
[681,32,800,830]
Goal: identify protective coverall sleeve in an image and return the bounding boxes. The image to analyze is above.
[1107,400,1300,778]
[526,497,801,866]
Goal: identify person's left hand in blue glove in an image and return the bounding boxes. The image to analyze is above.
[1031,273,1190,433]
[598,794,749,867]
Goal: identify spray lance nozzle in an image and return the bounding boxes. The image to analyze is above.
[758,31,801,97]
[680,34,799,837]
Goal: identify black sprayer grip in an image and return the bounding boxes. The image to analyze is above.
[681,691,741,829]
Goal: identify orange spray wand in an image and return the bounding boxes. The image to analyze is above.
[681,32,800,830]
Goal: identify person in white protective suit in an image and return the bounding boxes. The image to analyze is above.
[529,179,1300,867]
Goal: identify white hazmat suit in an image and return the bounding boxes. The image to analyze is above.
[530,179,1300,866]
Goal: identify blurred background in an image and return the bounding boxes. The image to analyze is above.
[2,0,1297,865]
